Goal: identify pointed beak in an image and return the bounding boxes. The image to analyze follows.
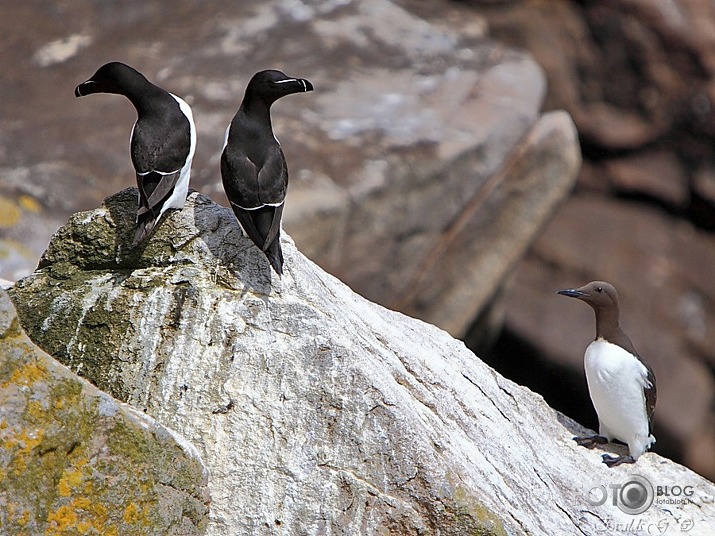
[275,78,314,94]
[75,79,96,98]
[557,288,587,299]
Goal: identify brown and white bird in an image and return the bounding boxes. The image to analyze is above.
[220,70,313,276]
[558,281,656,467]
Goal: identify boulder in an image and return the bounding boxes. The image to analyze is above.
[9,191,715,535]
[0,1,580,339]
[388,110,579,335]
[0,289,209,535]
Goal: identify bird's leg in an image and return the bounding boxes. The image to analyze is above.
[602,454,635,467]
[573,435,609,449]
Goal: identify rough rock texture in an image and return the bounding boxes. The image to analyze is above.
[389,111,579,335]
[0,290,209,535]
[2,0,712,481]
[10,192,715,535]
[462,0,715,480]
[473,0,715,157]
[0,0,579,333]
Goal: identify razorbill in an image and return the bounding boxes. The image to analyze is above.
[221,69,313,276]
[75,62,196,247]
[557,281,656,467]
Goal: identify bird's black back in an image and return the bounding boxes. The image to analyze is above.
[131,101,192,177]
[220,113,288,209]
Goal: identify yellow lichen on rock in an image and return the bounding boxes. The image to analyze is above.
[1,358,47,388]
[0,290,209,535]
[57,459,88,497]
[45,497,114,536]
[122,502,141,524]
[2,426,45,475]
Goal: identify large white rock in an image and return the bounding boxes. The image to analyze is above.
[10,190,715,535]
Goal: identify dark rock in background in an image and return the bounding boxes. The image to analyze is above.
[460,0,715,480]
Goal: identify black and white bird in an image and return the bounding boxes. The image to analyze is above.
[221,70,313,276]
[557,281,656,467]
[75,62,196,247]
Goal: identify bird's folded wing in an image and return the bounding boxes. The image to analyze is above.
[261,203,283,251]
[136,169,181,217]
[257,149,288,203]
[642,364,657,430]
[230,204,266,250]
[230,203,284,253]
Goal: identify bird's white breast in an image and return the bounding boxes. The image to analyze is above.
[160,93,196,213]
[584,338,651,444]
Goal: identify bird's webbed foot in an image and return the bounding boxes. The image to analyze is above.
[602,454,636,468]
[573,435,609,449]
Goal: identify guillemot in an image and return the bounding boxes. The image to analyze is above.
[220,69,313,276]
[75,62,196,247]
[557,281,656,467]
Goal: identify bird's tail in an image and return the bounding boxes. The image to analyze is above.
[131,213,158,249]
[264,237,284,276]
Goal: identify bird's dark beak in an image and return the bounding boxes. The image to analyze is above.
[75,80,95,98]
[276,78,314,94]
[288,78,313,93]
[557,288,586,298]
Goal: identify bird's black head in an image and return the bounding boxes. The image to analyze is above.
[243,69,314,106]
[75,62,148,98]
[557,280,619,312]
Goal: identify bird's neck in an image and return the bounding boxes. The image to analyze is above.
[594,307,622,342]
[240,99,274,132]
[126,84,169,117]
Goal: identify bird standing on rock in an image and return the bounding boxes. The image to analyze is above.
[221,70,313,276]
[75,62,196,247]
[557,281,656,467]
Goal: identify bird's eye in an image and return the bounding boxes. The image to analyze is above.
[596,286,603,293]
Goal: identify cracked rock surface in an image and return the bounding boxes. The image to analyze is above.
[0,288,209,535]
[9,191,715,535]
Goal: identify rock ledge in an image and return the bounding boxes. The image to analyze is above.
[9,190,715,535]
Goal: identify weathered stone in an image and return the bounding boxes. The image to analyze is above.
[603,150,690,208]
[0,0,579,337]
[0,290,209,535]
[389,110,580,335]
[2,0,713,487]
[10,192,715,535]
[694,164,715,209]
[478,0,715,149]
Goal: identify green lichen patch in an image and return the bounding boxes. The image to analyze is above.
[447,484,508,536]
[37,188,208,274]
[407,473,508,536]
[9,271,134,399]
[0,290,209,535]
[38,189,133,272]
